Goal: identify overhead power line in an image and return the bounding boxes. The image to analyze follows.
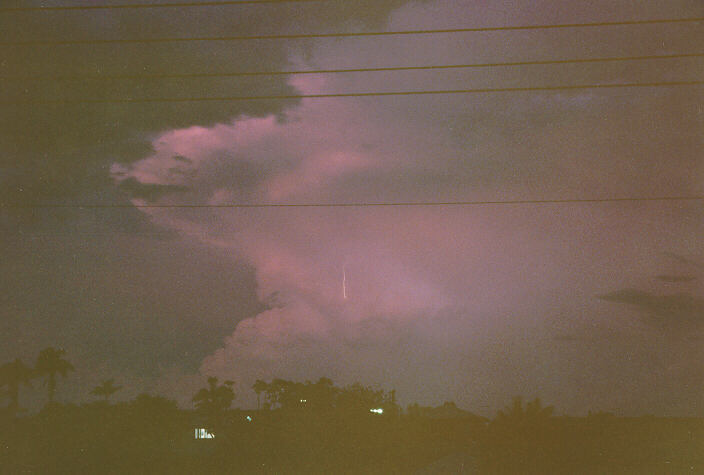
[5,81,703,105]
[7,196,703,209]
[4,52,702,81]
[0,0,319,12]
[1,16,702,46]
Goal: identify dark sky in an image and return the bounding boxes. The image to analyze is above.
[1,0,703,416]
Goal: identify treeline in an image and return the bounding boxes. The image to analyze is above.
[252,377,397,412]
[1,351,703,473]
[2,391,701,473]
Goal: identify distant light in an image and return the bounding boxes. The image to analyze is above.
[246,416,252,422]
[195,428,214,439]
[300,399,307,403]
[370,408,384,414]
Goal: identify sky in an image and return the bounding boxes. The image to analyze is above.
[1,0,703,416]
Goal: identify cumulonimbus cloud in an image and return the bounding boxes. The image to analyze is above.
[112,0,704,414]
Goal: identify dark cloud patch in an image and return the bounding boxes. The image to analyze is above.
[598,289,704,330]
[0,231,265,376]
[0,175,178,247]
[207,153,274,191]
[118,177,188,201]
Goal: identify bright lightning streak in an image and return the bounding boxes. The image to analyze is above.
[343,264,347,299]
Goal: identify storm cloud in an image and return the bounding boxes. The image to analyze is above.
[112,0,704,415]
[2,0,703,415]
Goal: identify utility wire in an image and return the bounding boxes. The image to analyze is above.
[1,17,702,46]
[4,81,703,105]
[6,196,703,209]
[0,0,320,12]
[3,52,702,81]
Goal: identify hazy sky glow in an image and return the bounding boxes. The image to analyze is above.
[2,0,703,416]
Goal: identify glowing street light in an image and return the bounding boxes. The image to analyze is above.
[194,428,214,439]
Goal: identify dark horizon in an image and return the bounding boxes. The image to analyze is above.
[2,365,703,473]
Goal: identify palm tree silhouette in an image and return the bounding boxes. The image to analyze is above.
[0,359,34,415]
[35,348,74,405]
[193,377,235,435]
[89,379,122,403]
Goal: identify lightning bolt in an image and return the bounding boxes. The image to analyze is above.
[343,264,347,299]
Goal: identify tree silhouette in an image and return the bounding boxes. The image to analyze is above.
[252,379,267,410]
[495,396,554,426]
[258,378,295,410]
[193,376,235,434]
[35,347,74,405]
[0,358,34,415]
[337,382,388,413]
[89,379,122,403]
[308,377,338,411]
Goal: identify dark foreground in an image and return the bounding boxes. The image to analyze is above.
[1,401,702,474]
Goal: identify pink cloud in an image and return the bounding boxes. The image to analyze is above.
[113,0,703,414]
